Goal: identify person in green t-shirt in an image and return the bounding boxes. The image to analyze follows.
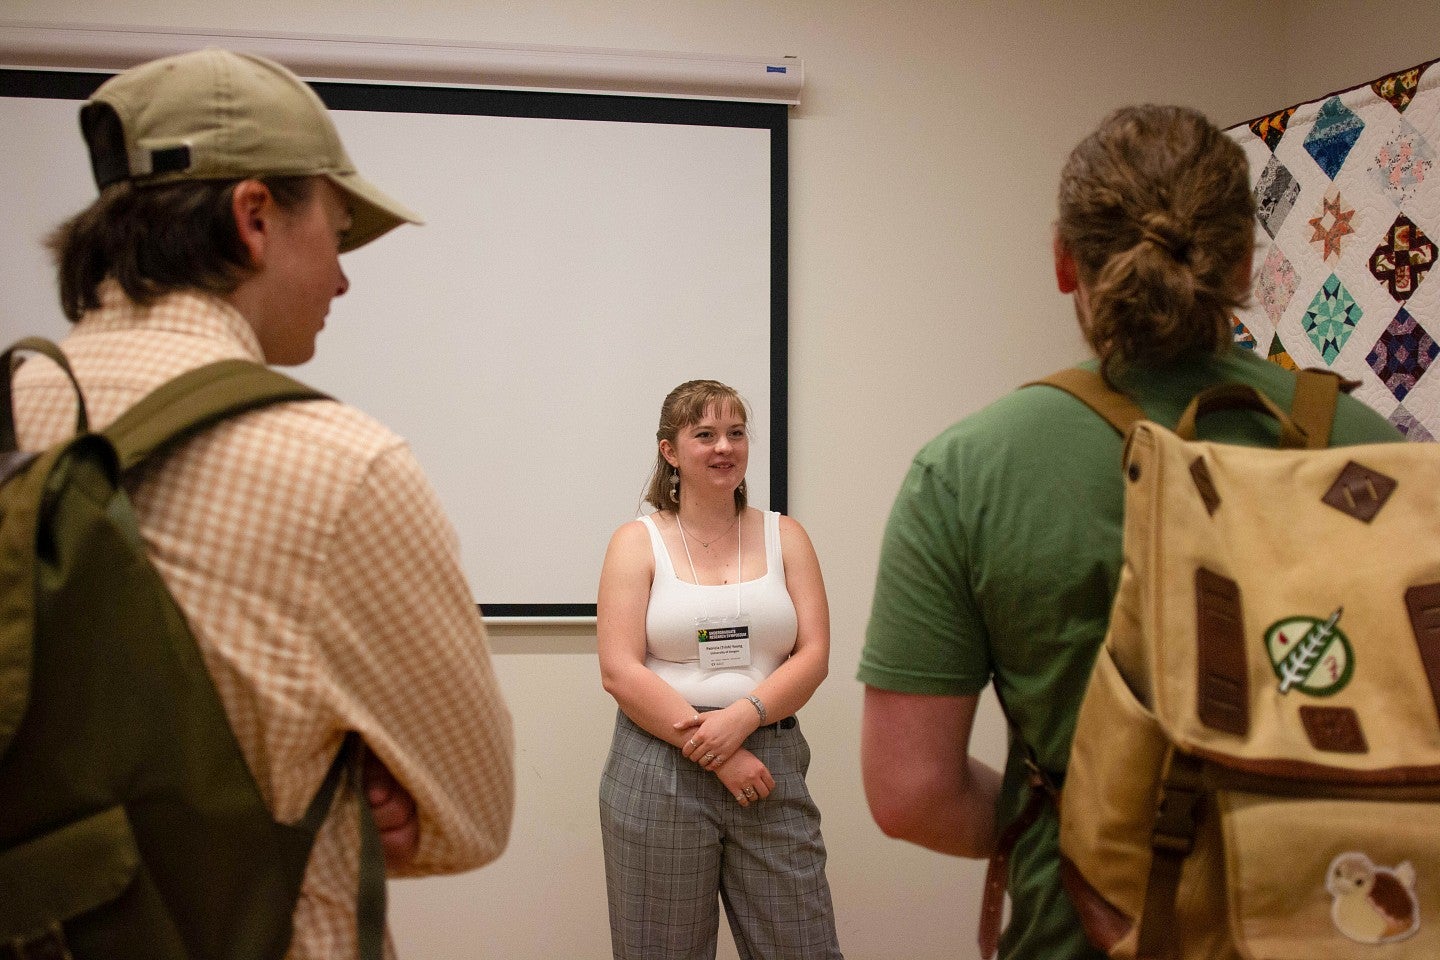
[857,104,1402,960]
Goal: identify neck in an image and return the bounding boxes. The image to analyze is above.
[674,495,741,551]
[676,493,738,525]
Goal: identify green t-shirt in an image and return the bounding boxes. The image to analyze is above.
[858,348,1403,960]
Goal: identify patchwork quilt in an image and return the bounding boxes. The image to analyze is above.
[1227,58,1439,441]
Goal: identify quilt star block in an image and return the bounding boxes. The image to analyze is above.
[1228,58,1440,441]
[1367,307,1439,401]
[1303,274,1363,363]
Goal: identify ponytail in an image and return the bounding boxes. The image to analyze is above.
[1057,105,1254,382]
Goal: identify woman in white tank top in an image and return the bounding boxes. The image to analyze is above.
[597,380,843,959]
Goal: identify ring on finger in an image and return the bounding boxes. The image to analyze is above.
[742,785,757,798]
[735,793,746,802]
[703,752,716,763]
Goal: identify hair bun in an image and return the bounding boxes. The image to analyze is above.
[1056,105,1253,378]
[1139,210,1192,262]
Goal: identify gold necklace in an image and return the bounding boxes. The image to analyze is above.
[677,512,739,549]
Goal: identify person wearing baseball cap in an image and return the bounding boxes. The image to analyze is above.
[13,48,515,958]
[81,47,419,253]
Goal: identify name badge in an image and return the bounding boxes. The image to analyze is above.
[696,614,752,670]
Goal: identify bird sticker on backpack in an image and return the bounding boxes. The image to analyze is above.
[1327,851,1421,945]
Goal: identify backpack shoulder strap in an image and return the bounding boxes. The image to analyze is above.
[103,359,327,472]
[101,363,386,954]
[302,734,388,960]
[1289,367,1348,450]
[1033,366,1345,447]
[1026,368,1146,437]
[2,337,89,453]
[978,738,1062,959]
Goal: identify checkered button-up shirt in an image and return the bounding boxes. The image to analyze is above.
[14,285,515,958]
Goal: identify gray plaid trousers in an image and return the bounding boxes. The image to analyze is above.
[599,710,843,960]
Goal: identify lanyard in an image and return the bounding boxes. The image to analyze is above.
[676,510,743,616]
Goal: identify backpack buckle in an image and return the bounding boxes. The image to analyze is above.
[1020,753,1062,799]
[1151,783,1204,856]
[5,924,74,960]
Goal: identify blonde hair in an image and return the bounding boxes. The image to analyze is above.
[1056,105,1255,382]
[642,380,750,513]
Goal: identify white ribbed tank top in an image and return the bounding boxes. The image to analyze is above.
[639,510,798,707]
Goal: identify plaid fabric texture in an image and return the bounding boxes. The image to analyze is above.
[13,285,514,959]
[599,710,842,960]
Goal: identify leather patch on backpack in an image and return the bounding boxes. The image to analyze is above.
[1405,582,1440,724]
[1196,568,1249,735]
[1189,456,1220,515]
[1322,461,1396,522]
[1299,705,1368,753]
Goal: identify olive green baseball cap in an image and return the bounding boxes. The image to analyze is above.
[81,48,421,252]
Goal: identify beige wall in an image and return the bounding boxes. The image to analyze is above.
[5,2,1436,956]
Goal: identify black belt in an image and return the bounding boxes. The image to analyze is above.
[694,706,797,731]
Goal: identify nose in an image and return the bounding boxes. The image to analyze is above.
[715,434,732,454]
[335,264,350,298]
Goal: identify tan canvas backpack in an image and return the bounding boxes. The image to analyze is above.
[1032,368,1440,960]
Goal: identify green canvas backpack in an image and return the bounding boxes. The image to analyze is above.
[0,338,384,960]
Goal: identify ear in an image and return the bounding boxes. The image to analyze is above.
[1053,230,1079,294]
[659,439,678,468]
[231,179,276,268]
[1230,243,1255,298]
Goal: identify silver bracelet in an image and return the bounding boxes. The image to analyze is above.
[745,694,767,725]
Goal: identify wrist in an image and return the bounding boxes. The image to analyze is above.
[744,693,767,726]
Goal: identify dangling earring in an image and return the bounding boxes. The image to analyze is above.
[738,479,747,497]
[669,470,680,504]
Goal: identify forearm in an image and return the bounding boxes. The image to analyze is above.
[745,643,828,723]
[762,514,832,726]
[873,756,1002,858]
[861,687,1001,860]
[319,447,516,875]
[602,660,703,748]
[371,666,516,877]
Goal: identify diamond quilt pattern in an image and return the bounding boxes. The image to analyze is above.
[1228,58,1440,440]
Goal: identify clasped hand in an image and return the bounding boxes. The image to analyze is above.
[714,748,775,808]
[363,750,419,869]
[674,701,759,771]
[674,703,773,805]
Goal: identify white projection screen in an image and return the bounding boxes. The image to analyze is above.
[0,69,788,620]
